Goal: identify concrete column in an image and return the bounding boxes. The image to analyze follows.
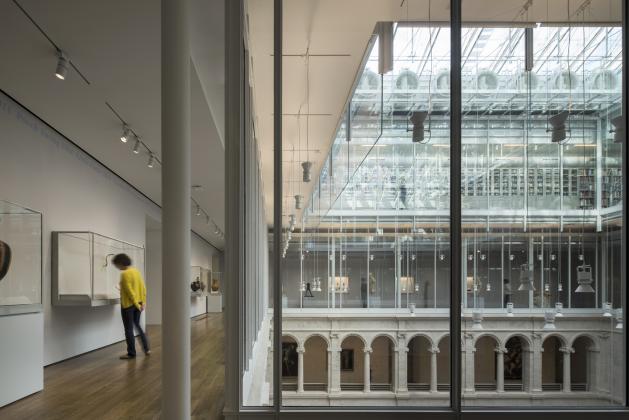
[161,0,190,418]
[364,347,372,393]
[396,345,409,393]
[496,347,506,393]
[329,335,341,393]
[463,335,476,392]
[430,346,440,392]
[560,346,574,392]
[297,347,305,393]
[530,334,543,392]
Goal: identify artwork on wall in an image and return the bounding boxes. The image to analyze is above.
[282,342,298,377]
[0,240,11,281]
[341,349,354,371]
[504,340,523,380]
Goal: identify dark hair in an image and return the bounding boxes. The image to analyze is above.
[112,253,132,267]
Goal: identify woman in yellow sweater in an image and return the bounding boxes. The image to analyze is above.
[113,253,151,359]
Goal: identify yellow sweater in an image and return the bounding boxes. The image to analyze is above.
[119,267,147,310]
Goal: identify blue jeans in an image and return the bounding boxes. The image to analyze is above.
[121,306,150,357]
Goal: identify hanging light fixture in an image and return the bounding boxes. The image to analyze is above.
[548,110,569,143]
[575,264,594,293]
[195,205,201,217]
[409,111,429,143]
[603,302,613,317]
[376,22,394,75]
[615,309,623,329]
[611,115,624,144]
[301,161,312,182]
[294,194,304,210]
[55,50,69,80]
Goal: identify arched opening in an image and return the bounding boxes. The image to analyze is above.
[371,336,394,391]
[407,336,431,391]
[340,335,365,391]
[542,336,564,391]
[437,335,450,392]
[474,335,499,391]
[303,336,328,392]
[571,336,596,392]
[281,335,298,391]
[504,336,529,392]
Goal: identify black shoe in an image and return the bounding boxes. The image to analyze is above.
[120,354,136,360]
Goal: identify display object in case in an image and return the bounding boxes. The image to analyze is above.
[191,266,210,297]
[0,200,42,315]
[210,271,222,295]
[52,231,145,306]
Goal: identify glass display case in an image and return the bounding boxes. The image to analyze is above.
[52,231,145,306]
[0,200,42,315]
[190,266,210,297]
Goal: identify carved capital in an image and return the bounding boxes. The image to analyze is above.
[559,346,575,354]
[364,347,373,354]
[429,346,440,354]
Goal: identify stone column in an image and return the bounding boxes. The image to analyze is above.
[329,334,341,393]
[463,334,476,392]
[530,333,543,393]
[364,347,373,393]
[396,347,409,393]
[396,334,408,393]
[297,346,305,393]
[495,347,506,393]
[560,346,574,392]
[430,346,440,392]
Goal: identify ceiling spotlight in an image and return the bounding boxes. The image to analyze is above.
[301,161,313,183]
[121,125,131,143]
[548,110,569,143]
[132,136,141,154]
[294,194,304,210]
[147,153,155,168]
[409,111,429,143]
[55,50,69,80]
[195,205,201,216]
[611,115,624,144]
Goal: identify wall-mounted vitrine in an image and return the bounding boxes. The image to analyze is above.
[52,231,145,306]
[190,266,210,297]
[0,200,42,315]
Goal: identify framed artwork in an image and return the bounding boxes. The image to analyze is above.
[504,340,523,380]
[282,342,298,377]
[341,349,354,371]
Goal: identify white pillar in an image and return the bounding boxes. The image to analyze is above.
[396,343,409,394]
[496,347,505,393]
[161,0,190,418]
[430,346,440,392]
[463,334,476,392]
[531,334,543,393]
[297,347,305,393]
[329,335,341,393]
[364,347,372,393]
[561,346,574,392]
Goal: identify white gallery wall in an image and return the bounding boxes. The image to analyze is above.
[145,222,219,324]
[0,92,162,405]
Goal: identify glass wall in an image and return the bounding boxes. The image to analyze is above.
[460,0,624,407]
[235,0,626,414]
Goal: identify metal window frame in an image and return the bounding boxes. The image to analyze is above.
[224,0,629,418]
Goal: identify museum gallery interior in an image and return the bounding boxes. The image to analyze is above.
[0,0,627,419]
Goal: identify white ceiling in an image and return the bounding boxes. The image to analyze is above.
[0,0,225,249]
[245,0,622,224]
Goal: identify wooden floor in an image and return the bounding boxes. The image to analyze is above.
[0,314,224,420]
